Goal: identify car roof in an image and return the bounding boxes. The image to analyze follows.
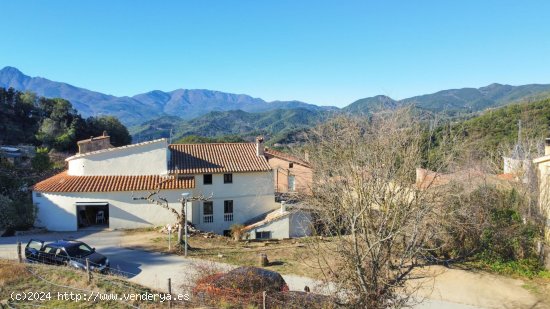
[45,240,84,248]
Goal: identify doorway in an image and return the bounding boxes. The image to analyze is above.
[76,202,109,229]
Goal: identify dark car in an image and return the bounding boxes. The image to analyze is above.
[25,239,109,273]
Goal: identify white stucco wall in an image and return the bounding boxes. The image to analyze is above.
[246,211,312,240]
[33,189,193,231]
[247,216,290,240]
[32,171,278,233]
[189,172,278,234]
[67,139,168,176]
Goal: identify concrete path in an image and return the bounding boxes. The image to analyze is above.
[0,229,538,309]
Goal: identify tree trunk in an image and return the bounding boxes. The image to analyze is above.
[178,224,183,244]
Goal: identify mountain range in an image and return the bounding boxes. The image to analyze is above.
[2,66,550,141]
[0,66,333,126]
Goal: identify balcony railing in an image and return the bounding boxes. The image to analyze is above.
[224,213,233,222]
[203,214,213,223]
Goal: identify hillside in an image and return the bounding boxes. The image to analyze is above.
[131,108,330,143]
[430,97,550,166]
[0,66,334,126]
[346,83,550,116]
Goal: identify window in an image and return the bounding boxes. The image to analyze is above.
[203,174,212,185]
[224,173,233,184]
[255,231,271,239]
[203,201,213,223]
[35,192,42,197]
[288,175,296,191]
[224,200,233,221]
[289,162,294,168]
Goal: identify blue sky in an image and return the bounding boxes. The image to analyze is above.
[1,1,549,107]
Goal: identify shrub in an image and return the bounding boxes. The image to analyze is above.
[0,193,36,230]
[31,147,52,172]
[230,224,245,241]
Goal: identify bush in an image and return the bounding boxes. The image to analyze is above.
[436,184,544,275]
[0,193,36,230]
[230,224,245,241]
[31,147,52,172]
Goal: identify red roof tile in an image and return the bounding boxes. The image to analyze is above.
[169,143,272,174]
[34,171,195,193]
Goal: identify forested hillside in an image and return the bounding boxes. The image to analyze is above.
[131,108,331,144]
[0,87,131,152]
[429,97,550,167]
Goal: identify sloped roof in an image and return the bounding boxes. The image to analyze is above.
[169,143,271,174]
[33,171,194,193]
[264,148,311,168]
[242,208,291,232]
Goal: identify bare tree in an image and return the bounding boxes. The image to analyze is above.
[132,180,212,246]
[302,110,457,308]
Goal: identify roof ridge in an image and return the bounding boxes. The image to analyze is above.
[169,142,254,146]
[66,138,167,161]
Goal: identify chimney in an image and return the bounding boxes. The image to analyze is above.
[280,201,286,213]
[77,133,113,154]
[304,151,309,162]
[256,136,265,156]
[546,138,550,156]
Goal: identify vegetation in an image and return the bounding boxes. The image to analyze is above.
[131,108,330,144]
[0,259,177,308]
[173,135,246,144]
[429,97,550,169]
[301,111,460,308]
[0,87,131,231]
[0,87,131,152]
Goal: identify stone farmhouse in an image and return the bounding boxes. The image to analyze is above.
[32,134,312,239]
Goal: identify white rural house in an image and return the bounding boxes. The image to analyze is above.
[33,136,280,234]
[32,134,289,236]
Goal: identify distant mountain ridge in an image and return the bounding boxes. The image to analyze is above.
[2,66,550,133]
[0,66,333,126]
[346,83,550,116]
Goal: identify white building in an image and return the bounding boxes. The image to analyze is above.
[33,135,284,236]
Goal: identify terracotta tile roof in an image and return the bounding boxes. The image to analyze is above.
[169,143,272,174]
[264,148,311,168]
[33,171,195,193]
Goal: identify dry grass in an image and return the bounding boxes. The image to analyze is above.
[0,259,180,308]
[0,260,30,286]
[122,229,334,279]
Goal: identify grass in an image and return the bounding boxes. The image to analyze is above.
[457,257,550,306]
[122,229,329,279]
[461,257,550,279]
[0,259,174,308]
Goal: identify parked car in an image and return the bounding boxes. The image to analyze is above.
[25,239,109,273]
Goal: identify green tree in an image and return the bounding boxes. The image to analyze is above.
[31,147,52,172]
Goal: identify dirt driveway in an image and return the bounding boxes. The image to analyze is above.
[413,266,549,309]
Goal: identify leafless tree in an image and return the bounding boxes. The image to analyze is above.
[132,180,212,245]
[302,110,458,308]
